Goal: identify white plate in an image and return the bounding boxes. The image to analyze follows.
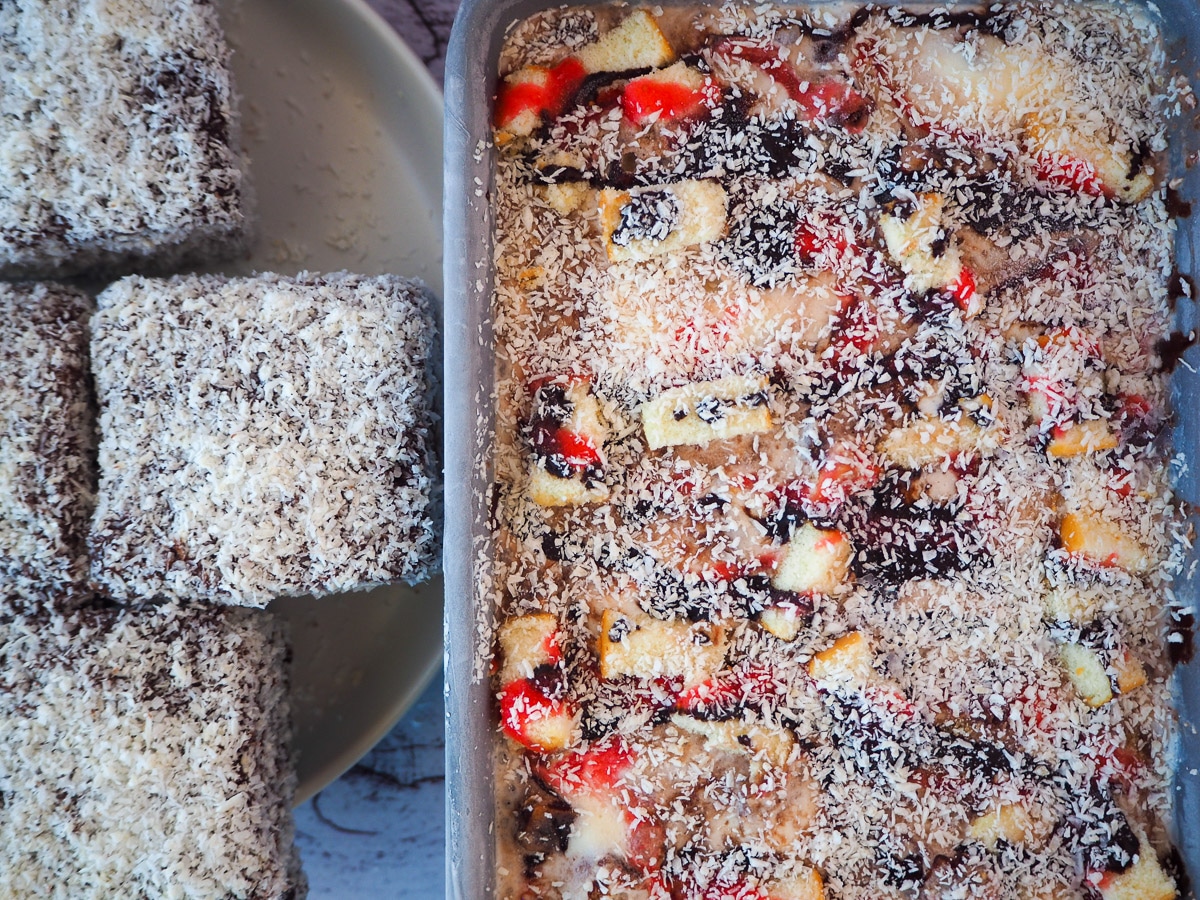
[216,0,445,803]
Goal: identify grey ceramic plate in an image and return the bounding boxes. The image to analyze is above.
[216,0,445,804]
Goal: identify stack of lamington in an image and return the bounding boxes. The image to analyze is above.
[0,3,438,898]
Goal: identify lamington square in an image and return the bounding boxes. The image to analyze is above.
[89,271,438,607]
[0,0,250,278]
[0,282,95,603]
[0,599,304,899]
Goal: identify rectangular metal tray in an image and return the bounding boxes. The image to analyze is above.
[443,3,1200,896]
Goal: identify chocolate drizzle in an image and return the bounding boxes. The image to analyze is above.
[1154,330,1196,372]
[1167,186,1193,219]
[828,3,1013,42]
[1169,608,1196,666]
[1168,270,1195,306]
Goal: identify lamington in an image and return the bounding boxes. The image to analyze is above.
[0,599,305,899]
[0,282,95,604]
[89,271,439,607]
[0,0,250,278]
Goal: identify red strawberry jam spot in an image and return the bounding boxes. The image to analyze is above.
[1021,378,1071,428]
[731,471,758,490]
[494,57,586,130]
[756,548,782,570]
[676,676,742,717]
[1120,393,1153,421]
[718,38,869,130]
[706,560,743,583]
[864,684,917,720]
[1033,151,1109,198]
[495,75,550,129]
[676,664,781,717]
[673,320,696,345]
[539,736,634,797]
[540,630,563,666]
[1117,394,1153,429]
[622,77,718,126]
[827,297,880,374]
[813,531,846,553]
[555,428,601,467]
[801,457,879,510]
[1020,690,1060,735]
[1107,464,1135,497]
[1084,733,1144,790]
[531,421,602,470]
[499,678,569,753]
[1110,746,1144,784]
[1106,393,1157,449]
[714,302,742,337]
[546,58,586,108]
[715,39,804,98]
[795,214,854,265]
[948,266,977,309]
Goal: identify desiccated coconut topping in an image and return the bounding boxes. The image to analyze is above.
[0,282,96,605]
[484,2,1191,899]
[0,0,250,278]
[0,598,304,899]
[89,271,439,608]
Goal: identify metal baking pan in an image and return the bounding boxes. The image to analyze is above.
[444,2,1200,897]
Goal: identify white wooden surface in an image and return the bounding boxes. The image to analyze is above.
[294,675,447,898]
[294,3,455,896]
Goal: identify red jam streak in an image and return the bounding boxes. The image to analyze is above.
[1031,151,1109,198]
[622,75,720,126]
[947,266,977,310]
[795,80,870,131]
[538,736,634,795]
[531,422,602,470]
[540,629,563,666]
[795,217,852,261]
[675,664,782,718]
[494,57,587,130]
[826,296,881,376]
[499,678,571,754]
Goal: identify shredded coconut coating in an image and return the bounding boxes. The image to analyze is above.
[0,283,96,604]
[0,599,305,899]
[89,271,439,607]
[0,0,250,278]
